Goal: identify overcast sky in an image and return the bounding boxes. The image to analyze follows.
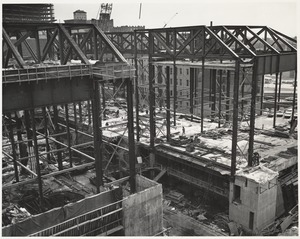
[51,0,298,37]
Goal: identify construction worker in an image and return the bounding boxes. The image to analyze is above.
[252,152,260,166]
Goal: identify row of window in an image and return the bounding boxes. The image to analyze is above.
[170,78,189,86]
[170,90,189,98]
[168,68,189,75]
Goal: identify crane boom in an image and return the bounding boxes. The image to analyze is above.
[163,12,178,28]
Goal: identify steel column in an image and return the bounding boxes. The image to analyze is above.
[166,66,171,141]
[218,70,222,128]
[231,61,240,179]
[201,59,205,132]
[78,102,83,122]
[134,30,140,141]
[277,72,282,110]
[42,107,51,163]
[92,79,103,192]
[248,60,258,167]
[30,109,44,211]
[212,69,217,118]
[73,103,78,144]
[173,61,177,126]
[260,57,266,116]
[126,78,136,194]
[53,105,63,170]
[291,70,297,130]
[65,104,73,167]
[8,113,19,182]
[149,31,156,148]
[273,73,279,128]
[101,84,106,119]
[226,71,231,121]
[190,68,195,121]
[87,100,92,125]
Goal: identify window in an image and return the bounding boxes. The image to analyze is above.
[170,78,173,85]
[187,93,189,99]
[249,212,254,230]
[170,90,173,96]
[179,101,182,107]
[180,91,182,96]
[186,69,189,75]
[180,68,182,74]
[170,68,173,74]
[233,185,241,203]
[186,102,189,107]
[180,79,182,86]
[186,80,189,87]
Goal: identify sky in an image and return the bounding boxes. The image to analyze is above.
[51,0,298,37]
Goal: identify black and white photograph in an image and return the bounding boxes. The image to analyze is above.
[1,0,298,236]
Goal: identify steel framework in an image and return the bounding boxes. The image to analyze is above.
[2,22,136,213]
[105,25,297,179]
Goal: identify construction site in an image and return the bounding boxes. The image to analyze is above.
[2,3,298,236]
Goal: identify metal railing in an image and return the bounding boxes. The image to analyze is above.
[2,63,135,83]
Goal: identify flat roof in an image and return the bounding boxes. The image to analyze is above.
[235,165,278,184]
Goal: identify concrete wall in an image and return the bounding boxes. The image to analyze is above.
[256,181,277,230]
[122,175,163,236]
[229,175,278,232]
[229,176,259,230]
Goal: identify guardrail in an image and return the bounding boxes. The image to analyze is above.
[2,63,135,83]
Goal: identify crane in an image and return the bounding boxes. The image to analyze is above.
[96,3,113,31]
[163,12,178,28]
